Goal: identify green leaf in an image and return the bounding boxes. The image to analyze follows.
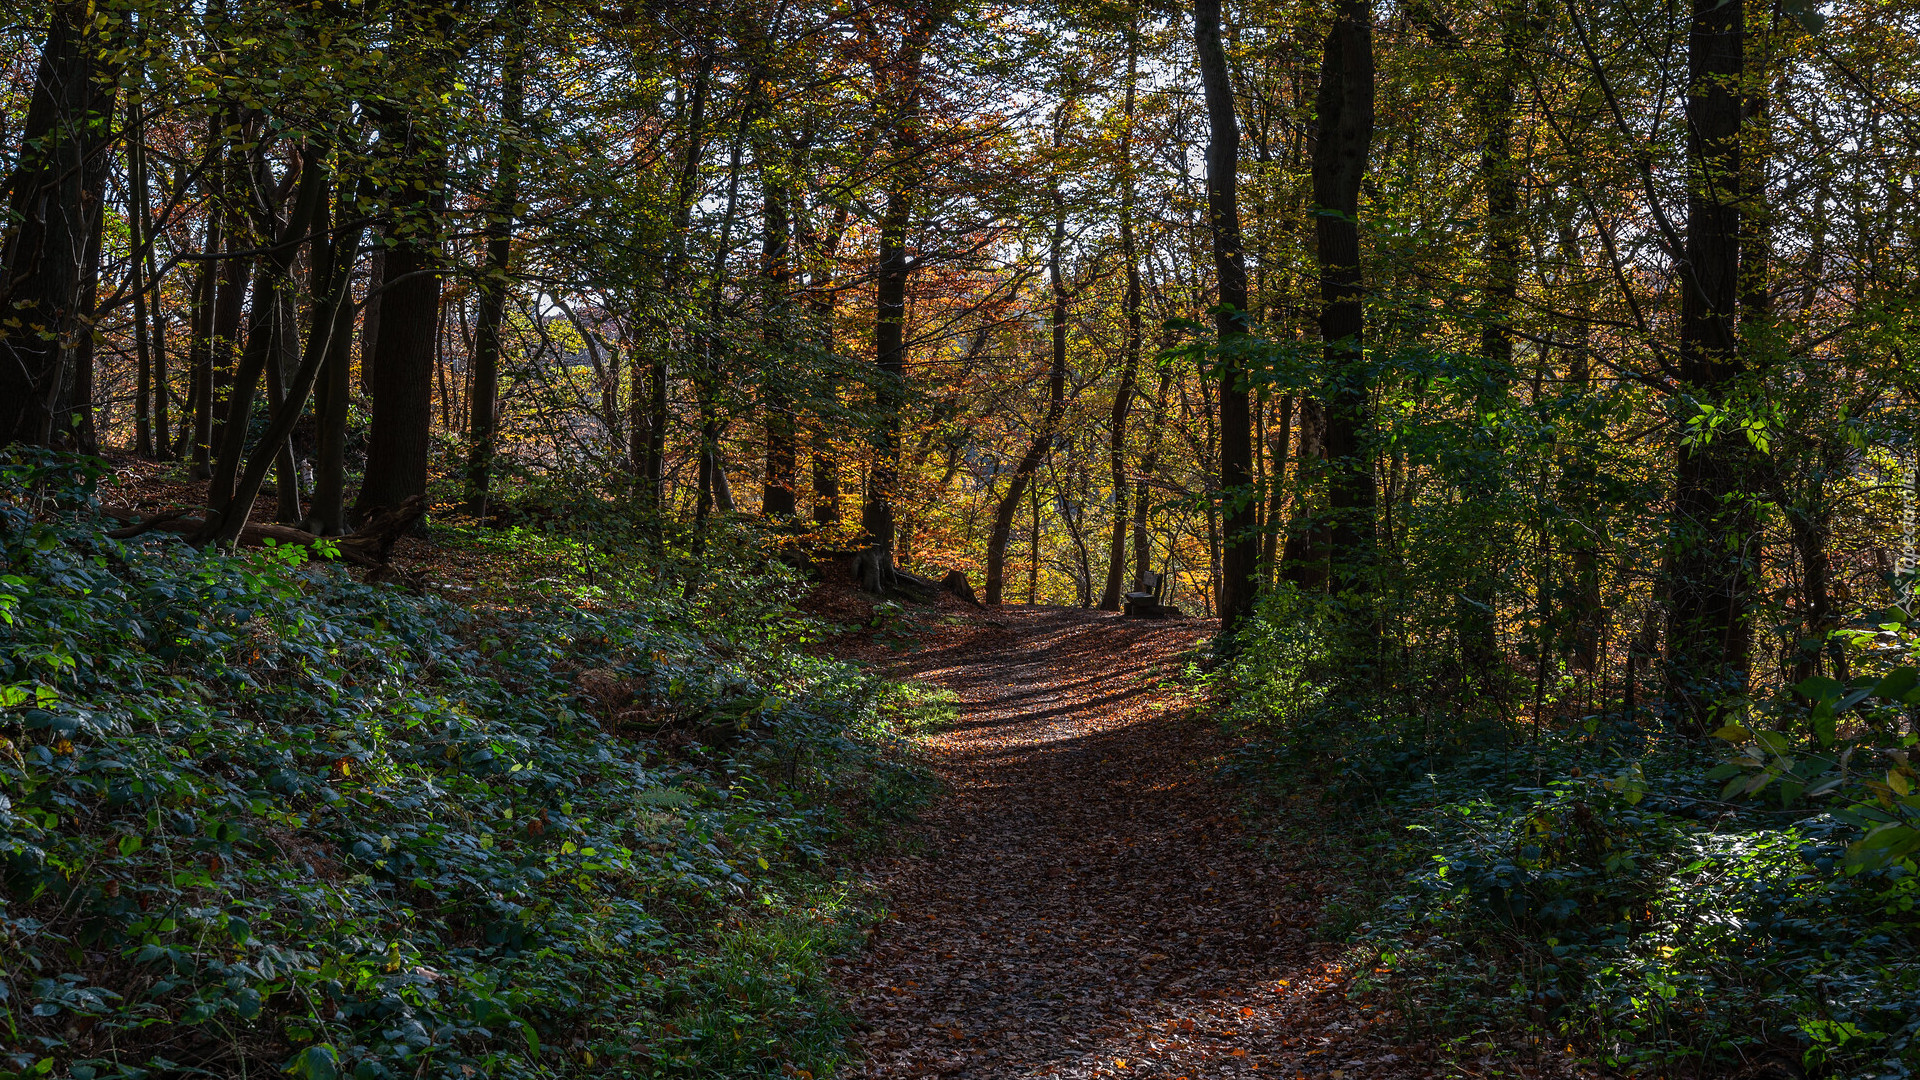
[1837,687,1875,713]
[1873,667,1920,702]
[1812,707,1837,749]
[283,1045,338,1080]
[1792,675,1843,703]
[1844,824,1920,871]
[1781,0,1826,31]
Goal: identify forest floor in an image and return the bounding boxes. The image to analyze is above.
[834,606,1534,1080]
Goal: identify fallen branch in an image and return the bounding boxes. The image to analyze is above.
[98,495,428,571]
[105,508,196,540]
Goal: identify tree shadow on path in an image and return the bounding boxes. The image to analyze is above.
[840,608,1454,1079]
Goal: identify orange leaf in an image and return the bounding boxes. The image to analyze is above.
[1230,1049,1248,1058]
[1241,1006,1255,1017]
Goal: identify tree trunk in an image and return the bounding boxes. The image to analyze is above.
[206,195,251,475]
[1460,4,1523,674]
[1029,476,1042,604]
[465,16,527,520]
[985,96,1073,605]
[801,194,852,528]
[1099,28,1143,612]
[355,128,445,521]
[218,160,373,547]
[1313,0,1377,601]
[185,205,219,470]
[0,2,116,447]
[761,164,798,518]
[1135,364,1171,587]
[1261,394,1292,579]
[150,163,172,458]
[205,147,327,529]
[857,6,948,591]
[1194,0,1259,639]
[130,91,154,458]
[67,175,105,453]
[1664,0,1749,723]
[863,177,911,582]
[311,178,369,536]
[639,52,713,517]
[1280,396,1329,588]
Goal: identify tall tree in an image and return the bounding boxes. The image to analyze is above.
[760,152,798,519]
[311,177,368,536]
[638,50,714,517]
[1098,25,1145,611]
[204,145,328,531]
[857,3,949,591]
[1664,0,1751,719]
[355,10,452,521]
[0,2,117,446]
[1194,0,1258,638]
[985,92,1075,606]
[1310,0,1376,602]
[465,11,529,519]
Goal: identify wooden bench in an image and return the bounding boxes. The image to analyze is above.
[1124,570,1178,619]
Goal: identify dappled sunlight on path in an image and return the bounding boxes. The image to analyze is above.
[840,609,1442,1080]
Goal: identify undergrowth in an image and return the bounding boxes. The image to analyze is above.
[1214,585,1920,1079]
[0,451,930,1079]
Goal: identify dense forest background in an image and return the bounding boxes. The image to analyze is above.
[7,0,1920,697]
[5,0,1920,664]
[7,0,1920,1073]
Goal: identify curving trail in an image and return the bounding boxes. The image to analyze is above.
[839,608,1438,1080]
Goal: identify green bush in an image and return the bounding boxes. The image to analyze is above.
[0,451,922,1079]
[1215,584,1920,1077]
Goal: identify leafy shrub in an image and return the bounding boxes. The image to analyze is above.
[1215,585,1920,1077]
[0,451,923,1079]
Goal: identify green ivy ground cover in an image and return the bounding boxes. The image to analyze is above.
[0,454,928,1079]
[1213,587,1920,1078]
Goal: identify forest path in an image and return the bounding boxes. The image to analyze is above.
[840,607,1430,1079]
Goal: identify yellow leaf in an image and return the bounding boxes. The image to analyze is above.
[1711,724,1752,743]
[756,857,769,870]
[1890,770,1912,797]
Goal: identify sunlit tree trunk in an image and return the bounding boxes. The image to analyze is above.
[1135,364,1171,587]
[986,97,1073,605]
[1099,28,1144,611]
